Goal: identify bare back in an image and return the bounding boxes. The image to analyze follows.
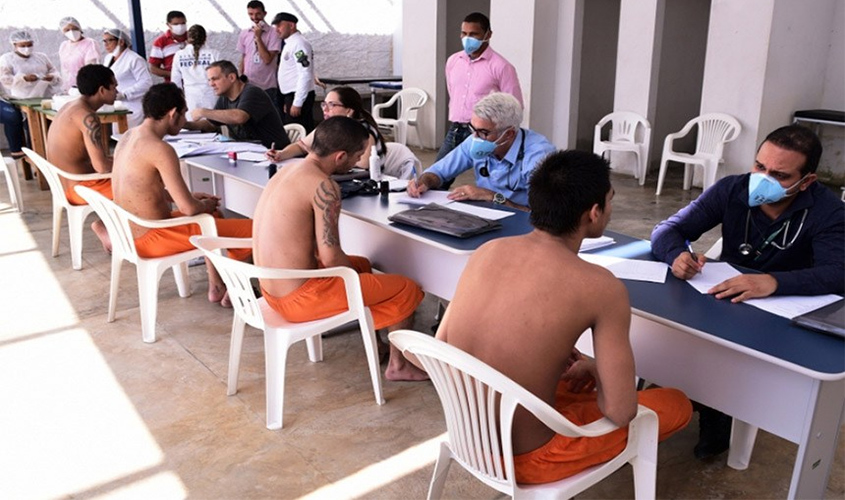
[46,98,112,191]
[437,230,635,453]
[253,158,348,297]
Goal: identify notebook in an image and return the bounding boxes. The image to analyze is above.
[791,299,845,337]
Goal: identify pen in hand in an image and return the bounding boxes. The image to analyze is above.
[685,239,704,275]
[266,142,276,161]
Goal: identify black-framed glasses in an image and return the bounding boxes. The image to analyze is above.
[321,101,345,111]
[468,123,497,141]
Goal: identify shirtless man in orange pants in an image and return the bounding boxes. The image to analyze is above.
[47,64,117,249]
[112,83,251,306]
[252,115,428,381]
[425,150,692,483]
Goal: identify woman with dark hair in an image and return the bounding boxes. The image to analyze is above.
[170,25,220,118]
[267,86,421,178]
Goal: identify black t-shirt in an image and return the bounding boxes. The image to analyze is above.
[213,83,290,149]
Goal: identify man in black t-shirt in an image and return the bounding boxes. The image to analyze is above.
[186,60,289,149]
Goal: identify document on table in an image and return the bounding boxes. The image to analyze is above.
[579,254,668,283]
[745,294,843,319]
[220,151,268,162]
[172,141,267,158]
[579,236,615,252]
[447,202,514,221]
[164,132,219,142]
[396,190,455,206]
[686,262,742,293]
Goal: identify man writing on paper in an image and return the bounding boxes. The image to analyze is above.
[407,92,554,211]
[112,83,252,307]
[185,60,289,149]
[253,116,428,381]
[416,150,691,483]
[651,124,844,459]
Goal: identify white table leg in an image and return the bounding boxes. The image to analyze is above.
[727,419,759,470]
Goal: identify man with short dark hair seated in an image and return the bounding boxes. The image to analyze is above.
[425,150,692,483]
[112,83,252,307]
[186,60,289,149]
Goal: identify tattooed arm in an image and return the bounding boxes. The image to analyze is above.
[82,112,113,173]
[312,178,353,268]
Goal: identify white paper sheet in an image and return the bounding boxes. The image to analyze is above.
[221,151,268,162]
[579,254,668,283]
[686,262,742,293]
[745,294,843,319]
[164,132,219,142]
[579,236,616,252]
[446,203,514,221]
[171,141,267,158]
[396,190,455,206]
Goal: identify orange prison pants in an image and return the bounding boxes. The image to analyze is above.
[133,211,252,261]
[513,381,692,484]
[66,179,113,206]
[262,256,423,330]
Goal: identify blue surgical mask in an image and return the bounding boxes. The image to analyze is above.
[747,172,805,207]
[468,130,509,160]
[461,35,486,55]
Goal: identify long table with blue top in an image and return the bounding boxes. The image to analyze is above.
[183,153,844,498]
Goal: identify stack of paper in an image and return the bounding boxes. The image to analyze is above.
[579,254,668,283]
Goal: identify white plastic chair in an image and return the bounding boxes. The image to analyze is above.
[593,112,652,186]
[190,235,385,430]
[655,113,741,195]
[704,237,723,261]
[389,330,659,500]
[372,87,428,148]
[74,185,217,344]
[1,156,23,212]
[284,123,306,144]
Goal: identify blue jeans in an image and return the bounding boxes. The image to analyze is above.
[435,122,472,189]
[0,100,25,154]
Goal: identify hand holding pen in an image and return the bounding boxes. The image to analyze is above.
[265,142,278,161]
[670,239,707,280]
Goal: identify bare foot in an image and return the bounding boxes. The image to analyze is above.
[208,283,226,303]
[91,220,112,253]
[384,345,429,381]
[220,291,232,308]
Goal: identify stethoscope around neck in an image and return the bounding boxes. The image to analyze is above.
[477,128,526,191]
[739,208,808,260]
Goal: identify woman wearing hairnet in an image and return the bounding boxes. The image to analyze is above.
[0,31,61,158]
[58,17,100,92]
[102,28,151,128]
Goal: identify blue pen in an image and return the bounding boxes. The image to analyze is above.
[685,240,698,261]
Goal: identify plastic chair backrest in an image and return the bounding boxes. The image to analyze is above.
[284,123,306,143]
[397,88,428,120]
[691,113,741,155]
[74,185,142,265]
[598,111,650,144]
[22,147,70,208]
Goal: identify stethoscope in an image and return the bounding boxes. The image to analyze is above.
[739,208,808,259]
[478,128,526,191]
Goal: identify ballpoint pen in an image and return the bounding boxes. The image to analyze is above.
[685,239,698,261]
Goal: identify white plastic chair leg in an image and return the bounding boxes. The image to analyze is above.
[173,262,192,298]
[427,442,453,500]
[727,419,758,470]
[3,157,23,212]
[630,411,659,499]
[227,314,246,396]
[682,163,695,191]
[359,310,385,405]
[305,335,323,362]
[51,205,63,257]
[67,207,90,270]
[655,158,669,196]
[137,263,165,343]
[395,122,408,146]
[264,331,293,430]
[636,152,647,186]
[702,159,718,192]
[108,254,123,322]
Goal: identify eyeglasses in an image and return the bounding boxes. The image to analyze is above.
[321,101,345,111]
[468,123,497,141]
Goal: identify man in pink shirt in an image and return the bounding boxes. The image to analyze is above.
[437,12,523,167]
[236,1,283,117]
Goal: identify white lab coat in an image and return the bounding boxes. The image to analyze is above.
[0,51,61,98]
[59,37,100,92]
[170,44,219,118]
[104,49,152,128]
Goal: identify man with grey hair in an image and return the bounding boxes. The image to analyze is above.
[408,92,553,211]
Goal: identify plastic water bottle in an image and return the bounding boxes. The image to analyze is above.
[368,145,381,181]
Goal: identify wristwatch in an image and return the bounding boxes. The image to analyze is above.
[492,192,506,205]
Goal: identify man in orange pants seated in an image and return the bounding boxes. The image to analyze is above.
[112,83,252,307]
[252,116,427,381]
[47,64,118,247]
[423,150,692,484]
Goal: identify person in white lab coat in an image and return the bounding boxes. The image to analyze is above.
[102,28,152,128]
[58,17,100,92]
[170,25,219,119]
[0,30,61,158]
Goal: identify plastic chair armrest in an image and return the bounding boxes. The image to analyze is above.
[128,212,218,236]
[56,170,112,182]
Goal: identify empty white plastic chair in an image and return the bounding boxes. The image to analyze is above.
[74,185,217,343]
[593,111,652,186]
[23,147,110,270]
[190,235,385,430]
[655,113,741,195]
[284,123,306,144]
[1,156,23,212]
[389,330,659,500]
[372,87,428,148]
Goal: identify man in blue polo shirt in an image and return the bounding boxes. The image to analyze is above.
[408,92,553,212]
[651,124,844,460]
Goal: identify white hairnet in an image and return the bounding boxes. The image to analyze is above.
[103,28,131,47]
[60,17,81,30]
[9,30,33,44]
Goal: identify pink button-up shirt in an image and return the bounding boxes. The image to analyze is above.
[445,46,523,123]
[237,25,282,91]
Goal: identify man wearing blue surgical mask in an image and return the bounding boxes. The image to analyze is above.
[436,12,523,165]
[407,92,554,211]
[651,125,844,460]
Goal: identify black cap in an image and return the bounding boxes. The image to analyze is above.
[271,12,298,25]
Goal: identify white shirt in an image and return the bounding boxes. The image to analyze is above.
[170,44,219,117]
[104,49,152,128]
[0,51,61,98]
[277,31,314,106]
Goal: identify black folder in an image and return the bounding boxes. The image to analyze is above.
[388,203,502,238]
[791,299,845,338]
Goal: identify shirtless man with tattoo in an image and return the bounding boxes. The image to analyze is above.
[252,116,428,381]
[46,64,118,250]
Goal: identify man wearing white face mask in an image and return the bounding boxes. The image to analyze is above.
[58,17,100,92]
[148,10,189,82]
[407,92,553,211]
[437,12,523,163]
